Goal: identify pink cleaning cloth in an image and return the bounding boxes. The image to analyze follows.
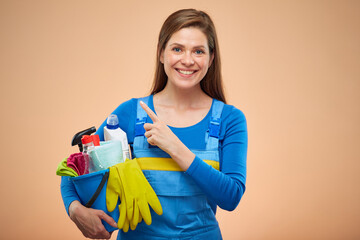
[67,153,89,175]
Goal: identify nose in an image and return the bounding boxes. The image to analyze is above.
[181,51,194,66]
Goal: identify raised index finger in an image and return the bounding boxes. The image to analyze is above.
[140,101,159,122]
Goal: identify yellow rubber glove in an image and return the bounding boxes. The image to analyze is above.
[106,166,122,212]
[117,175,130,232]
[106,160,161,231]
[106,165,133,232]
[117,159,163,226]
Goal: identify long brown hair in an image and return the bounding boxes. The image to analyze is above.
[150,9,226,103]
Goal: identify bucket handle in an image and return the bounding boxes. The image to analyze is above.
[85,171,109,208]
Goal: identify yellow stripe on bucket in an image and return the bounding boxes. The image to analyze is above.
[136,157,219,171]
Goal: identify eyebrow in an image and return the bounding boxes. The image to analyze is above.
[169,43,206,49]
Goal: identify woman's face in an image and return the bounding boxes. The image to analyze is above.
[160,27,214,91]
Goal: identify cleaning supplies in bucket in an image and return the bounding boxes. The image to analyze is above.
[57,126,128,233]
[104,114,130,161]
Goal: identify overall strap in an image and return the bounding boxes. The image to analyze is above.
[206,99,225,151]
[134,97,225,154]
[134,96,150,150]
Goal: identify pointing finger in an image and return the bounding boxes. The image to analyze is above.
[143,123,153,131]
[140,101,159,122]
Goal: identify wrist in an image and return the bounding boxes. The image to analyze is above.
[69,200,82,220]
[170,142,195,171]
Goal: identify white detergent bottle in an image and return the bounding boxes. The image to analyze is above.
[104,114,130,161]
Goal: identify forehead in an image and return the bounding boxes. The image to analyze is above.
[166,27,209,48]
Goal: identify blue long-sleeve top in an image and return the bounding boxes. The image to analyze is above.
[61,95,247,214]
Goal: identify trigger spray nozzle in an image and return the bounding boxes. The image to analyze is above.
[71,126,97,152]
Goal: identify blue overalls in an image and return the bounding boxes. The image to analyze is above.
[118,96,224,240]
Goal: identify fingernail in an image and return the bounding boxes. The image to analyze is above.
[140,101,144,104]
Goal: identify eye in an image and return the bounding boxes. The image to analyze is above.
[195,49,205,55]
[172,47,181,52]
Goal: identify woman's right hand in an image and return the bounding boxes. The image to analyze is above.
[69,201,117,239]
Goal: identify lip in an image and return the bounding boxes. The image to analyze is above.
[175,68,198,77]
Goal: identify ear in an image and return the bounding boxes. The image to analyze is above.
[160,49,164,64]
[209,53,214,68]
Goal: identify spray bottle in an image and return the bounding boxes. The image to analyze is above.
[81,135,100,173]
[104,114,130,161]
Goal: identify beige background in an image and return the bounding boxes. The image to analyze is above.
[0,0,359,239]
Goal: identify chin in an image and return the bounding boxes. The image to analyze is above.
[172,80,201,91]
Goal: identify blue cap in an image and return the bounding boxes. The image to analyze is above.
[106,114,119,129]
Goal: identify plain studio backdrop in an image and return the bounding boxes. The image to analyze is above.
[0,1,359,239]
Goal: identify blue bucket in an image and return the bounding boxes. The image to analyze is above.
[71,169,119,232]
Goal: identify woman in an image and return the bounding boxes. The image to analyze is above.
[61,8,247,239]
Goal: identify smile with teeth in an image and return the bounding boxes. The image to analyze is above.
[177,69,197,75]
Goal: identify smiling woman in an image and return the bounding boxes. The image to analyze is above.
[160,28,214,92]
[60,8,247,240]
[152,8,225,103]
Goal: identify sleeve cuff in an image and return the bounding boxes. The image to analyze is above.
[185,155,202,176]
